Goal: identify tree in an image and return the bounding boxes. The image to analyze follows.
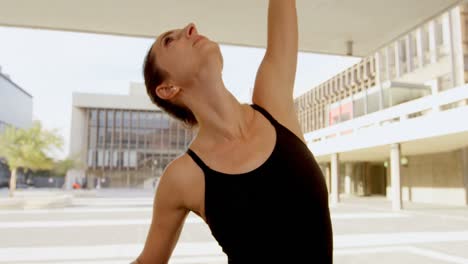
[0,121,63,197]
[51,156,84,177]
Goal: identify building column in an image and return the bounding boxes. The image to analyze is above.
[462,147,468,206]
[69,106,88,168]
[87,173,95,190]
[344,163,353,195]
[447,11,458,90]
[428,20,438,64]
[416,27,425,68]
[430,79,441,112]
[391,143,402,210]
[375,52,384,110]
[394,42,401,78]
[449,8,467,107]
[331,153,340,205]
[127,171,131,188]
[405,35,413,73]
[319,163,331,194]
[325,163,332,195]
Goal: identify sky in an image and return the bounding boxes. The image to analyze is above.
[0,26,360,159]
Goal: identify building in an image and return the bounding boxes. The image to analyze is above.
[0,67,33,187]
[69,83,196,188]
[0,67,33,132]
[294,5,468,207]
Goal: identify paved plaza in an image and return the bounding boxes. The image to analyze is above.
[1,188,468,264]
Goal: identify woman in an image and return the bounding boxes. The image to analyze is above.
[133,0,332,263]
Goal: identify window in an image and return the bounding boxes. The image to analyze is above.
[399,39,407,62]
[464,55,468,71]
[83,107,194,173]
[328,104,340,125]
[435,18,444,46]
[367,91,381,114]
[422,25,431,64]
[97,110,106,148]
[106,110,114,149]
[87,109,98,167]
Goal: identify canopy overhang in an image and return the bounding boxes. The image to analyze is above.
[0,0,462,56]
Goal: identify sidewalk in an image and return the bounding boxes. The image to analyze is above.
[0,188,97,210]
[0,190,467,263]
[335,195,468,219]
[331,196,468,263]
[0,188,156,210]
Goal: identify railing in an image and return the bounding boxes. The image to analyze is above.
[295,57,376,132]
[305,85,468,144]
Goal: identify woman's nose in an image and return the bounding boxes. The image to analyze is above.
[185,23,197,38]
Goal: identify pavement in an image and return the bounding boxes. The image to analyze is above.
[0,188,468,264]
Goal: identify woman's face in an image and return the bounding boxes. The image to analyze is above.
[151,23,223,87]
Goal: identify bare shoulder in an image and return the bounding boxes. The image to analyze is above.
[157,153,204,209]
[160,153,201,189]
[252,99,305,144]
[163,154,200,180]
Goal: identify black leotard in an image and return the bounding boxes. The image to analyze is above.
[186,104,333,263]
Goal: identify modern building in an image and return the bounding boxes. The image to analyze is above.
[0,67,33,132]
[0,67,33,187]
[69,83,196,188]
[294,5,468,207]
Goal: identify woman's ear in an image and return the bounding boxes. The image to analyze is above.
[155,83,181,100]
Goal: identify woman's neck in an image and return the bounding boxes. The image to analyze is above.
[183,79,255,146]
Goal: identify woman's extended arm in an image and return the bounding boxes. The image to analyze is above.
[252,0,304,141]
[132,160,189,264]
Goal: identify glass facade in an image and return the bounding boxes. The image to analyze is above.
[329,100,353,125]
[85,108,196,187]
[0,73,33,130]
[0,120,8,133]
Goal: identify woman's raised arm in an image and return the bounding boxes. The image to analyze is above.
[253,0,304,142]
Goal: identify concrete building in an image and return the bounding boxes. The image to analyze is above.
[0,67,33,131]
[294,5,468,207]
[0,67,33,187]
[69,83,196,188]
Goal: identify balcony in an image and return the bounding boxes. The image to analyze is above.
[305,85,468,162]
